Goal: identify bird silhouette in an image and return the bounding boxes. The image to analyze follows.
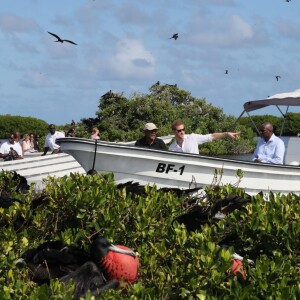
[47,31,77,45]
[275,75,281,81]
[225,70,229,74]
[169,33,178,40]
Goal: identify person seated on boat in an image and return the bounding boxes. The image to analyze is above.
[22,134,36,155]
[33,134,41,152]
[66,127,76,137]
[135,123,167,150]
[0,133,23,161]
[252,122,285,164]
[169,120,240,154]
[29,134,36,150]
[91,127,101,140]
[42,124,65,156]
[14,131,21,144]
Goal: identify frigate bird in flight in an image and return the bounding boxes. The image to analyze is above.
[275,75,281,81]
[225,70,228,74]
[169,33,178,40]
[47,31,77,45]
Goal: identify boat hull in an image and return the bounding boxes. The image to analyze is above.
[57,138,300,195]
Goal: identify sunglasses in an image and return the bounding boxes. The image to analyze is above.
[176,128,185,133]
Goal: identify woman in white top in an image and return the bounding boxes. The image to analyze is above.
[22,134,35,155]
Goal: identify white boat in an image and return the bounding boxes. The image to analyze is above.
[56,89,300,196]
[0,153,85,189]
[56,136,300,196]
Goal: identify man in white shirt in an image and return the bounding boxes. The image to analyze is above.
[169,120,240,154]
[252,122,285,164]
[42,124,65,155]
[0,133,23,160]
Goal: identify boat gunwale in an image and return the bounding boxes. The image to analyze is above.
[57,137,300,170]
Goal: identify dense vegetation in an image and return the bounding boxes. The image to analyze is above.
[0,115,49,139]
[238,113,300,136]
[1,171,300,299]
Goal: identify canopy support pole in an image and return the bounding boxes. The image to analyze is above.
[279,106,289,136]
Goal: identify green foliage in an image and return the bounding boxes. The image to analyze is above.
[1,171,300,299]
[284,113,300,136]
[238,113,300,137]
[0,115,49,139]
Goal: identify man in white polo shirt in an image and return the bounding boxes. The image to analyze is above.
[0,133,23,160]
[169,120,240,154]
[42,124,65,155]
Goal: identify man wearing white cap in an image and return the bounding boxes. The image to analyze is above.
[135,123,167,150]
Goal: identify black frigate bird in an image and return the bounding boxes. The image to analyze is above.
[275,75,281,81]
[116,181,203,197]
[47,31,77,45]
[169,33,178,40]
[174,194,251,232]
[0,171,29,208]
[16,237,138,299]
[225,70,229,74]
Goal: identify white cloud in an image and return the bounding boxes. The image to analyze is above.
[188,14,254,47]
[108,39,155,78]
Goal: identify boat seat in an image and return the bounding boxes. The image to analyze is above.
[284,137,300,165]
[286,161,300,166]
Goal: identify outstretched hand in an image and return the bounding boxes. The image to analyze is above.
[228,131,240,140]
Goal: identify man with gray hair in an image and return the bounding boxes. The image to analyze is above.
[135,123,167,150]
[252,122,285,164]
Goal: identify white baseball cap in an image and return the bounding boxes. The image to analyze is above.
[144,123,158,130]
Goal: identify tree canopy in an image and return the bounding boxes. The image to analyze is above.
[81,83,255,155]
[0,115,49,139]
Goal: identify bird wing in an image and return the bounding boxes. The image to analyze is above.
[63,40,78,45]
[47,31,61,41]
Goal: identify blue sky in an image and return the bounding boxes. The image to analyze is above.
[1,0,300,124]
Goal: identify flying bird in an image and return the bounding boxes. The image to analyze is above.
[225,70,229,74]
[169,33,178,40]
[275,75,281,81]
[47,31,77,45]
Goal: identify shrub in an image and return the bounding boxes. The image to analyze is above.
[0,115,48,139]
[1,171,300,299]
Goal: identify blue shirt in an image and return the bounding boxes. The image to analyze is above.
[252,134,285,164]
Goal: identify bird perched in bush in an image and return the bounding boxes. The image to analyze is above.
[16,237,139,298]
[0,171,29,208]
[89,237,139,285]
[116,181,203,198]
[174,194,251,231]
